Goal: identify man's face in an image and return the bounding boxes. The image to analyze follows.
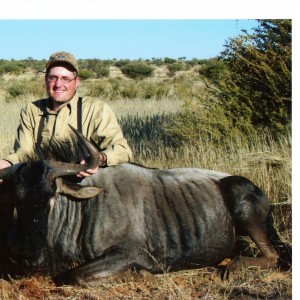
[46,65,80,105]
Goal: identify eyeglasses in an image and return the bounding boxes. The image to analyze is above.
[46,75,77,84]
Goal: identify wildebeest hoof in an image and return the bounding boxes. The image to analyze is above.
[221,256,245,280]
[53,271,79,287]
[227,257,245,272]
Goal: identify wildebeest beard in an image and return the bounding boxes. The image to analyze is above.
[8,133,100,272]
[20,192,86,275]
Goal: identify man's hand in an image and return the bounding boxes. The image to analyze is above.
[77,164,99,178]
[0,159,12,183]
[77,152,106,178]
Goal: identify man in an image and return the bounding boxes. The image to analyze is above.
[0,51,132,179]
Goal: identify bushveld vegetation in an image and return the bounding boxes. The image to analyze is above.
[0,19,292,299]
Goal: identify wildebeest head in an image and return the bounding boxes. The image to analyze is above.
[0,126,103,272]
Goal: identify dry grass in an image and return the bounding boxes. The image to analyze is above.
[0,268,292,299]
[0,72,292,299]
[0,95,34,158]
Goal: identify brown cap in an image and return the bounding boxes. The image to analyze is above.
[46,51,79,73]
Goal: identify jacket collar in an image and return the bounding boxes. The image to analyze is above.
[38,91,79,116]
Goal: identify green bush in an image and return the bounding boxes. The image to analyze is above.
[167,63,184,77]
[0,60,27,75]
[85,77,175,101]
[86,81,112,98]
[150,58,164,66]
[198,58,228,85]
[140,82,158,99]
[93,64,109,78]
[164,57,176,64]
[108,77,123,99]
[173,75,197,99]
[120,81,138,99]
[77,59,111,79]
[6,84,23,98]
[168,63,184,72]
[79,69,95,80]
[155,81,172,99]
[5,77,46,101]
[120,62,154,79]
[114,59,131,68]
[162,90,255,148]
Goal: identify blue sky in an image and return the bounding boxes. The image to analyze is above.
[0,0,296,61]
[0,19,258,60]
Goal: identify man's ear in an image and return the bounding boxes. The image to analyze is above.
[55,178,104,199]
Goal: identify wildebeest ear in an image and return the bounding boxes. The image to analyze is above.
[55,178,104,199]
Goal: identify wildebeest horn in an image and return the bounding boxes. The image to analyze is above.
[0,163,21,181]
[47,125,101,177]
[0,167,11,180]
[0,126,100,181]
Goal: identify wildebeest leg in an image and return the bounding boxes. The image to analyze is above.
[219,176,280,276]
[53,247,151,287]
[225,224,279,275]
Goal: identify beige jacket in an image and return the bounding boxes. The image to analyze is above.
[6,92,133,166]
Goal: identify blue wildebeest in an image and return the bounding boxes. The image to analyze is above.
[0,127,290,286]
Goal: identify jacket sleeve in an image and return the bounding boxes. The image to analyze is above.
[90,102,133,166]
[5,104,36,164]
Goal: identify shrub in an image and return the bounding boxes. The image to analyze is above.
[121,62,154,79]
[162,89,255,148]
[155,81,172,99]
[198,58,228,85]
[86,81,111,98]
[6,84,23,98]
[114,59,131,68]
[120,81,138,99]
[150,58,164,66]
[94,66,109,78]
[140,82,158,99]
[93,64,109,78]
[5,77,46,101]
[173,75,197,99]
[167,63,184,77]
[164,57,176,64]
[0,60,29,75]
[79,69,95,80]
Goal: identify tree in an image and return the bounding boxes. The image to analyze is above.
[164,57,176,64]
[216,19,291,134]
[164,20,291,148]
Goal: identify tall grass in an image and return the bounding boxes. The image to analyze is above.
[0,95,34,158]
